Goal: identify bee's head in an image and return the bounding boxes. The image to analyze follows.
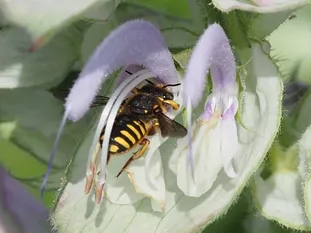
[139,80,180,100]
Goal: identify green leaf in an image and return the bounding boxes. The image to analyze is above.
[82,1,221,65]
[81,22,118,65]
[212,0,310,13]
[0,24,83,88]
[126,0,191,19]
[268,6,311,84]
[111,3,200,49]
[172,49,193,69]
[0,0,119,41]
[51,42,282,232]
[224,12,251,49]
[249,11,293,40]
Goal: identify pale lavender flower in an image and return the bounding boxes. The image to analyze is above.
[44,20,180,207]
[0,165,49,233]
[171,23,239,197]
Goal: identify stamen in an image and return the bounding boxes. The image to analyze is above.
[223,97,233,114]
[40,105,71,198]
[163,83,181,88]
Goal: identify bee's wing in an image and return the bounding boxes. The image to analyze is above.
[156,112,187,138]
[91,95,110,107]
[52,90,109,108]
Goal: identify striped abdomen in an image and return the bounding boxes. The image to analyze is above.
[99,114,149,154]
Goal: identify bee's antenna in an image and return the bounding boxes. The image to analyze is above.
[145,80,155,85]
[163,83,181,88]
[125,70,133,75]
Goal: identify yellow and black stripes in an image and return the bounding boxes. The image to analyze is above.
[99,114,148,154]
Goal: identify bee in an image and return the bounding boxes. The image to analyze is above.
[97,80,186,175]
[53,74,187,203]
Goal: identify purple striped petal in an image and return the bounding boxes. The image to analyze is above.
[66,20,177,121]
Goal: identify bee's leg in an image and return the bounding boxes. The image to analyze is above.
[131,87,140,94]
[147,123,159,136]
[85,142,101,194]
[116,138,150,178]
[163,100,180,110]
[106,153,111,165]
[148,127,157,136]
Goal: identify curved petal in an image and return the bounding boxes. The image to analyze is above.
[126,149,166,212]
[252,171,311,230]
[221,118,238,178]
[104,137,166,210]
[182,23,236,181]
[116,65,145,87]
[183,23,236,107]
[104,155,145,205]
[66,20,177,121]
